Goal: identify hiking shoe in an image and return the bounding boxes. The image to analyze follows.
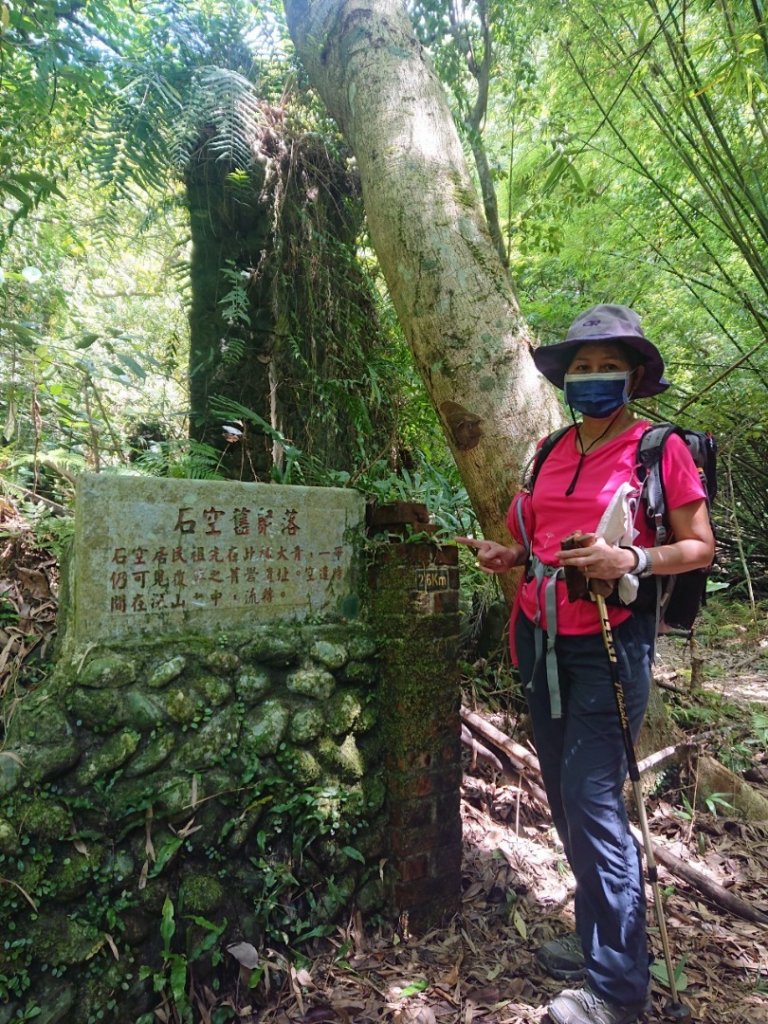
[547,984,651,1024]
[536,932,586,981]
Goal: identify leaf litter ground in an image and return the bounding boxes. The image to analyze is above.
[248,632,768,1024]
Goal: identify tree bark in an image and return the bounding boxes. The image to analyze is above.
[282,0,563,574]
[186,153,274,479]
[185,115,397,481]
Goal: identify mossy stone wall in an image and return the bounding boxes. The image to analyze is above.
[0,621,383,1023]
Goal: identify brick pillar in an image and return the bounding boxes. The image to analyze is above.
[367,503,462,932]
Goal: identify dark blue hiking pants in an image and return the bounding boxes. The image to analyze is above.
[516,610,655,1006]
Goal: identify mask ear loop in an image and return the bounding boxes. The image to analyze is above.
[627,363,646,399]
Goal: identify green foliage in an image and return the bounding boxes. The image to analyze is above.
[674,790,734,822]
[356,449,478,537]
[233,773,369,950]
[650,952,689,994]
[173,66,267,171]
[133,439,228,480]
[138,897,227,1024]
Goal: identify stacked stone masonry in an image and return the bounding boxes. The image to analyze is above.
[0,488,464,1022]
[0,623,385,1022]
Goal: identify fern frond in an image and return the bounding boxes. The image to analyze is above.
[90,70,178,200]
[172,66,264,171]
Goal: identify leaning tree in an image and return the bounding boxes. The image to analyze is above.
[282,0,564,571]
[280,0,768,818]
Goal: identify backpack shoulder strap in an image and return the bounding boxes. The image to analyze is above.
[637,422,686,543]
[525,424,575,493]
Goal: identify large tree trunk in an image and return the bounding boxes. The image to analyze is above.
[185,109,397,481]
[186,151,274,479]
[282,0,563,569]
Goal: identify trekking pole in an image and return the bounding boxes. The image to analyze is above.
[593,592,692,1024]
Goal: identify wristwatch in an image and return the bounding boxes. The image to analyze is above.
[639,547,655,578]
[623,545,653,577]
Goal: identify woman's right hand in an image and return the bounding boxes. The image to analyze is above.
[455,537,525,574]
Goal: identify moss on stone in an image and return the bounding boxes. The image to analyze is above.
[68,687,127,730]
[173,707,241,770]
[110,771,197,821]
[0,815,17,854]
[309,640,348,670]
[354,697,379,734]
[178,873,225,915]
[203,649,240,674]
[27,977,76,1024]
[235,670,272,704]
[240,700,290,758]
[325,690,362,735]
[123,691,167,730]
[28,911,103,966]
[0,752,22,796]
[47,847,98,900]
[283,747,322,786]
[241,628,301,666]
[103,848,135,891]
[20,799,73,841]
[76,960,134,1024]
[198,673,233,707]
[346,633,379,660]
[0,616,389,1008]
[79,654,137,689]
[108,776,157,819]
[164,687,200,724]
[123,731,176,778]
[288,705,326,744]
[154,774,199,818]
[75,730,140,786]
[22,738,81,784]
[317,734,364,781]
[1,840,50,894]
[6,697,74,747]
[147,654,187,689]
[341,660,377,685]
[286,667,336,700]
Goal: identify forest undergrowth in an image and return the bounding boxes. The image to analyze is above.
[233,618,768,1024]
[1,496,767,1022]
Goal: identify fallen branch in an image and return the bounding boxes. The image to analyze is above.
[635,728,726,775]
[461,724,506,774]
[460,706,549,808]
[629,824,768,927]
[461,705,768,927]
[460,706,541,774]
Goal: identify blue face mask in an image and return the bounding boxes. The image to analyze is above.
[563,371,632,418]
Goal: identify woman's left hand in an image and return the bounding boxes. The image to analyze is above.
[557,533,636,580]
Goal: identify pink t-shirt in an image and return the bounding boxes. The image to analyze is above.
[507,420,706,639]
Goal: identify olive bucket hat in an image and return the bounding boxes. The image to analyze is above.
[532,304,670,398]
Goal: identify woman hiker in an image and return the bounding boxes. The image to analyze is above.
[458,304,715,1024]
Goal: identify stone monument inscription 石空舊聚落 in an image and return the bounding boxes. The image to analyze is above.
[69,475,365,646]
